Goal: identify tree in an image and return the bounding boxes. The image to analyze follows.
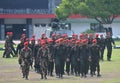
[55,0,120,24]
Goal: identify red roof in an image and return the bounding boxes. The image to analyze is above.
[0,14,120,19]
[0,14,56,18]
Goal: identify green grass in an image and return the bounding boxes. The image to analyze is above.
[0,41,120,83]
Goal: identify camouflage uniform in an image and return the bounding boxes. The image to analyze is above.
[37,47,49,79]
[47,43,54,76]
[3,35,14,58]
[19,47,32,80]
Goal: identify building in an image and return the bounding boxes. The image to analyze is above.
[0,0,57,40]
[0,0,120,40]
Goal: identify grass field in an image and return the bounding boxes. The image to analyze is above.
[0,41,120,83]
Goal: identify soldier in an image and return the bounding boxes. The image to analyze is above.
[19,42,32,80]
[47,38,54,76]
[37,41,49,79]
[88,33,94,45]
[54,38,66,78]
[105,32,115,61]
[3,32,15,58]
[29,38,36,69]
[95,34,101,46]
[90,39,101,77]
[34,38,41,73]
[70,40,80,76]
[99,34,106,61]
[8,32,16,56]
[79,39,90,77]
[65,39,71,75]
[16,38,24,67]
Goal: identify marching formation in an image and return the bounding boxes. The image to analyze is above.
[3,32,115,80]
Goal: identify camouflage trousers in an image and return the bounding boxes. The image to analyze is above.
[39,58,48,79]
[21,60,30,79]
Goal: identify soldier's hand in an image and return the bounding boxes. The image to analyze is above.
[66,58,70,62]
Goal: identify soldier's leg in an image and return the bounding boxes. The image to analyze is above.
[50,61,54,76]
[11,46,16,56]
[107,48,112,61]
[3,49,6,58]
[25,66,30,80]
[6,51,11,58]
[40,68,44,79]
[77,61,81,76]
[47,61,50,75]
[21,65,25,78]
[71,63,74,75]
[10,51,15,57]
[96,61,101,77]
[80,61,85,77]
[44,68,47,79]
[100,49,105,61]
[60,61,64,78]
[66,61,70,75]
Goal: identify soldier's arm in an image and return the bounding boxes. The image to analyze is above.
[111,38,115,46]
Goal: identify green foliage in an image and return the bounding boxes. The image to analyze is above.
[55,0,120,24]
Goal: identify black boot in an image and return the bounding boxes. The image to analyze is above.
[44,74,47,79]
[97,72,101,77]
[41,74,43,79]
[25,75,28,80]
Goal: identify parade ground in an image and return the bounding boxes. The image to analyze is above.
[0,41,120,83]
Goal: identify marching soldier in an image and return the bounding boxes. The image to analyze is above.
[54,38,66,78]
[47,38,55,76]
[34,39,41,73]
[65,40,71,75]
[99,34,106,61]
[105,32,115,61]
[95,34,101,46]
[90,39,101,77]
[3,32,15,58]
[70,40,80,76]
[29,38,36,69]
[79,39,90,77]
[16,38,24,67]
[37,41,49,79]
[19,42,32,80]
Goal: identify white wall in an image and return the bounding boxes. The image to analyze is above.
[71,23,90,35]
[4,19,26,24]
[32,18,51,24]
[111,23,120,35]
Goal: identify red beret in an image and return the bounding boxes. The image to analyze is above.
[80,34,84,37]
[41,33,45,36]
[96,34,99,38]
[32,34,35,37]
[92,39,97,43]
[76,40,80,44]
[26,38,29,41]
[48,38,53,43]
[7,32,10,35]
[24,42,28,46]
[89,33,93,37]
[9,32,13,35]
[55,39,59,43]
[31,38,35,41]
[82,39,87,43]
[62,34,68,37]
[52,34,56,37]
[41,41,46,45]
